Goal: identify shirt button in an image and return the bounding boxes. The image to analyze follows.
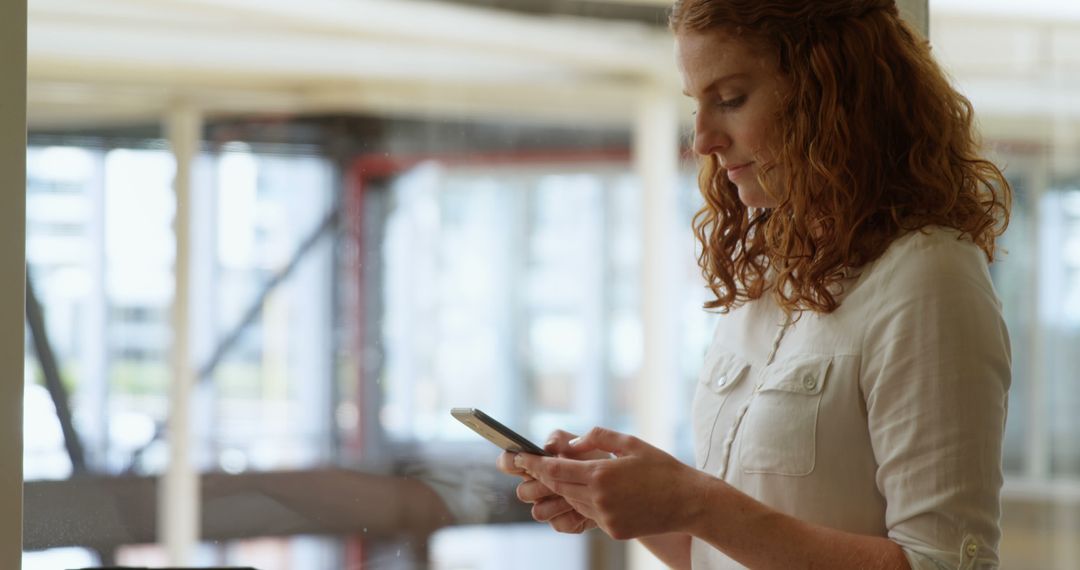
[716,375,727,388]
[802,375,817,390]
[965,541,978,557]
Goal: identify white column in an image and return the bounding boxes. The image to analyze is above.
[161,102,202,565]
[1028,154,1051,480]
[630,81,681,570]
[0,2,27,569]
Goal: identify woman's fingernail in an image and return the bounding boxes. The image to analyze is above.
[514,454,524,467]
[568,437,582,446]
[545,438,557,448]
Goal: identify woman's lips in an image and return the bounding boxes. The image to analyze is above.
[726,162,752,181]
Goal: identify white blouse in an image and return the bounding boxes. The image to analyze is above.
[690,227,1011,570]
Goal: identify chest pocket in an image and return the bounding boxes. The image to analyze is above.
[739,354,831,476]
[693,349,751,471]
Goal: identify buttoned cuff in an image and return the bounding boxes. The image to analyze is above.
[900,534,996,570]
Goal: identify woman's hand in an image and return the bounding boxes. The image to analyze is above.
[495,430,609,534]
[513,427,709,541]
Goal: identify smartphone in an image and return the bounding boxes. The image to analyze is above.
[450,407,553,456]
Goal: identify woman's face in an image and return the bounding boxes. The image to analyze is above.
[676,30,787,209]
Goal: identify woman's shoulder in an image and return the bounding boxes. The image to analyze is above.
[883,224,979,255]
[861,226,993,288]
[837,225,1002,321]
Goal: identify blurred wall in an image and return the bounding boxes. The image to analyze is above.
[898,0,929,35]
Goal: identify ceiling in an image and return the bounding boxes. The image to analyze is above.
[28,0,679,130]
[28,0,1080,141]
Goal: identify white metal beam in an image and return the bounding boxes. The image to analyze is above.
[28,0,674,79]
[25,0,678,127]
[629,80,680,570]
[161,102,203,565]
[27,0,681,127]
[125,0,672,75]
[28,19,580,85]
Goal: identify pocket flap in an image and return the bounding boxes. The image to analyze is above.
[760,354,831,395]
[699,350,751,394]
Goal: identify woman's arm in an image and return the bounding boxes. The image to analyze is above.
[685,475,908,570]
[637,532,692,570]
[515,429,910,570]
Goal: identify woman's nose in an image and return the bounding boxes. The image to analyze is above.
[693,115,729,157]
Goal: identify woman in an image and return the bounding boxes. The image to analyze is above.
[498,1,1012,568]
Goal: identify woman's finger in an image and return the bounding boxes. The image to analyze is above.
[559,494,599,522]
[531,496,575,522]
[542,430,612,460]
[548,510,595,534]
[496,451,528,476]
[516,478,556,503]
[566,426,635,457]
[542,430,579,455]
[576,518,598,533]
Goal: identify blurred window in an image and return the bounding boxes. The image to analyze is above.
[378,162,641,448]
[24,140,337,567]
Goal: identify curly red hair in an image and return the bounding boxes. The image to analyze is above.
[671,0,1011,314]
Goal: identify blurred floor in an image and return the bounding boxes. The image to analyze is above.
[1001,497,1080,569]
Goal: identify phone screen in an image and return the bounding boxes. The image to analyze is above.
[450,408,552,456]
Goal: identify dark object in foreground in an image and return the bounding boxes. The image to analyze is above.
[71,567,259,570]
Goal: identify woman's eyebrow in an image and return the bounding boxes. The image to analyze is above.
[682,72,750,97]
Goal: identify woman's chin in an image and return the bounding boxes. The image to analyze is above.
[737,185,776,209]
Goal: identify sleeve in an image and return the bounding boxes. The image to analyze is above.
[859,237,1011,570]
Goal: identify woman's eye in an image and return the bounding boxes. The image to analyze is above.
[719,95,746,109]
[717,95,747,110]
[691,94,744,118]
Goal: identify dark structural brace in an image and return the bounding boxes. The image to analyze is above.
[25,271,88,476]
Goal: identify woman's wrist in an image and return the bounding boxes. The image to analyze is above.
[675,468,727,536]
[677,471,780,544]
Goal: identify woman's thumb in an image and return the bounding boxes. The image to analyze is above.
[568,427,630,457]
